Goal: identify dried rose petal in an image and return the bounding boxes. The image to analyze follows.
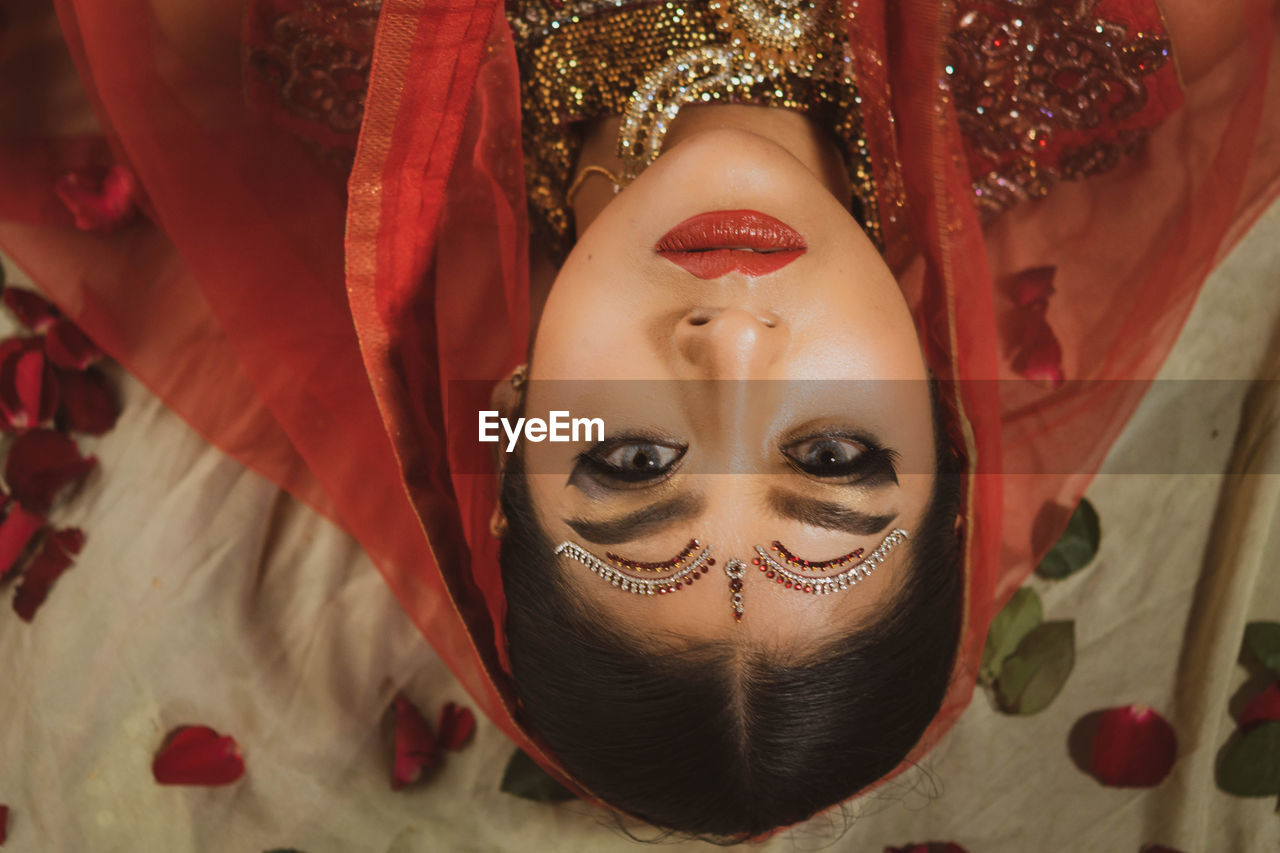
[885,843,969,853]
[2,288,60,333]
[0,803,7,845]
[1010,266,1056,309]
[4,429,96,514]
[12,527,82,622]
[0,338,59,430]
[1140,845,1186,853]
[44,320,102,370]
[0,501,45,580]
[152,725,245,786]
[53,165,139,233]
[1239,682,1280,731]
[436,702,476,751]
[391,693,439,790]
[57,369,119,435]
[1089,704,1178,787]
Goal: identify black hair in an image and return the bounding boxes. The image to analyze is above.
[499,385,964,841]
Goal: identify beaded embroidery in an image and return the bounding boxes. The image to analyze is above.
[243,0,382,152]
[507,0,878,262]
[945,0,1174,215]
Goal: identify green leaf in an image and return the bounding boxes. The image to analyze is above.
[994,620,1075,715]
[500,749,577,803]
[1036,499,1101,580]
[1218,721,1280,796]
[980,587,1044,685]
[1244,622,1280,678]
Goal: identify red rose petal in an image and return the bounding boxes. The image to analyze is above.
[391,693,439,790]
[1239,682,1280,731]
[0,339,59,430]
[0,502,46,580]
[44,320,103,370]
[4,429,96,514]
[152,725,245,786]
[436,702,476,751]
[1088,704,1178,787]
[2,288,61,332]
[53,165,140,233]
[1010,314,1065,389]
[12,527,82,622]
[885,844,969,853]
[57,368,120,435]
[1011,265,1056,309]
[49,526,84,556]
[0,803,7,845]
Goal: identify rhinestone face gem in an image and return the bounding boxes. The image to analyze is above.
[724,558,747,623]
[753,529,909,595]
[555,540,715,595]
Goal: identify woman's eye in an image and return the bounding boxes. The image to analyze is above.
[782,435,866,477]
[582,441,686,483]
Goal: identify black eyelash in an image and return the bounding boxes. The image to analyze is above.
[573,434,687,486]
[782,432,900,485]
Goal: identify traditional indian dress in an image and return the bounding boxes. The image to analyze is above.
[0,0,1277,818]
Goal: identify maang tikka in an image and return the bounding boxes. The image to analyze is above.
[554,528,911,624]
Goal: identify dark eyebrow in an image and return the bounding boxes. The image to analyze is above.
[565,493,706,545]
[767,489,896,536]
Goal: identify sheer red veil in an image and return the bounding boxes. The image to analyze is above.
[1,0,1277,810]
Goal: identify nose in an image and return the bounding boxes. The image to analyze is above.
[674,307,788,379]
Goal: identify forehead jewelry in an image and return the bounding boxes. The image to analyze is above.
[752,529,910,595]
[724,558,746,623]
[554,539,716,596]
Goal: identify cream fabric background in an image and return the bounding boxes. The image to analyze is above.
[1,199,1278,852]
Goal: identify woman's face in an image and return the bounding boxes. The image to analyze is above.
[521,125,935,648]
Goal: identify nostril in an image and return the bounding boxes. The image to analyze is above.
[686,313,712,327]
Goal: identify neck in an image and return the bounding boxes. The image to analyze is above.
[570,104,853,237]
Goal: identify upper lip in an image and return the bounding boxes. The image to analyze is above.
[655,210,807,253]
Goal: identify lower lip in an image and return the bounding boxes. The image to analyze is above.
[655,210,806,279]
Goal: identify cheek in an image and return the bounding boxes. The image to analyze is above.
[788,299,925,381]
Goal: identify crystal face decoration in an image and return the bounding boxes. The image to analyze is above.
[752,528,910,595]
[555,540,717,596]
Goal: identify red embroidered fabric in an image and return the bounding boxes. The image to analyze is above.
[0,0,1276,818]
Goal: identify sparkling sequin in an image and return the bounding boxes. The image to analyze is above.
[508,0,878,261]
[946,0,1173,214]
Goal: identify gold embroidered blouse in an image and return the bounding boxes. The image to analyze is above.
[506,0,879,262]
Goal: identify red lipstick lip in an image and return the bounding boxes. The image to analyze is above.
[656,210,806,279]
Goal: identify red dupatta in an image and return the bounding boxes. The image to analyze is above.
[1,0,1278,810]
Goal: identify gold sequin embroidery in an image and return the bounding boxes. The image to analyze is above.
[507,0,878,262]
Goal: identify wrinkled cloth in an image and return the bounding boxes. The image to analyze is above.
[0,0,1278,818]
[1,200,1278,849]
